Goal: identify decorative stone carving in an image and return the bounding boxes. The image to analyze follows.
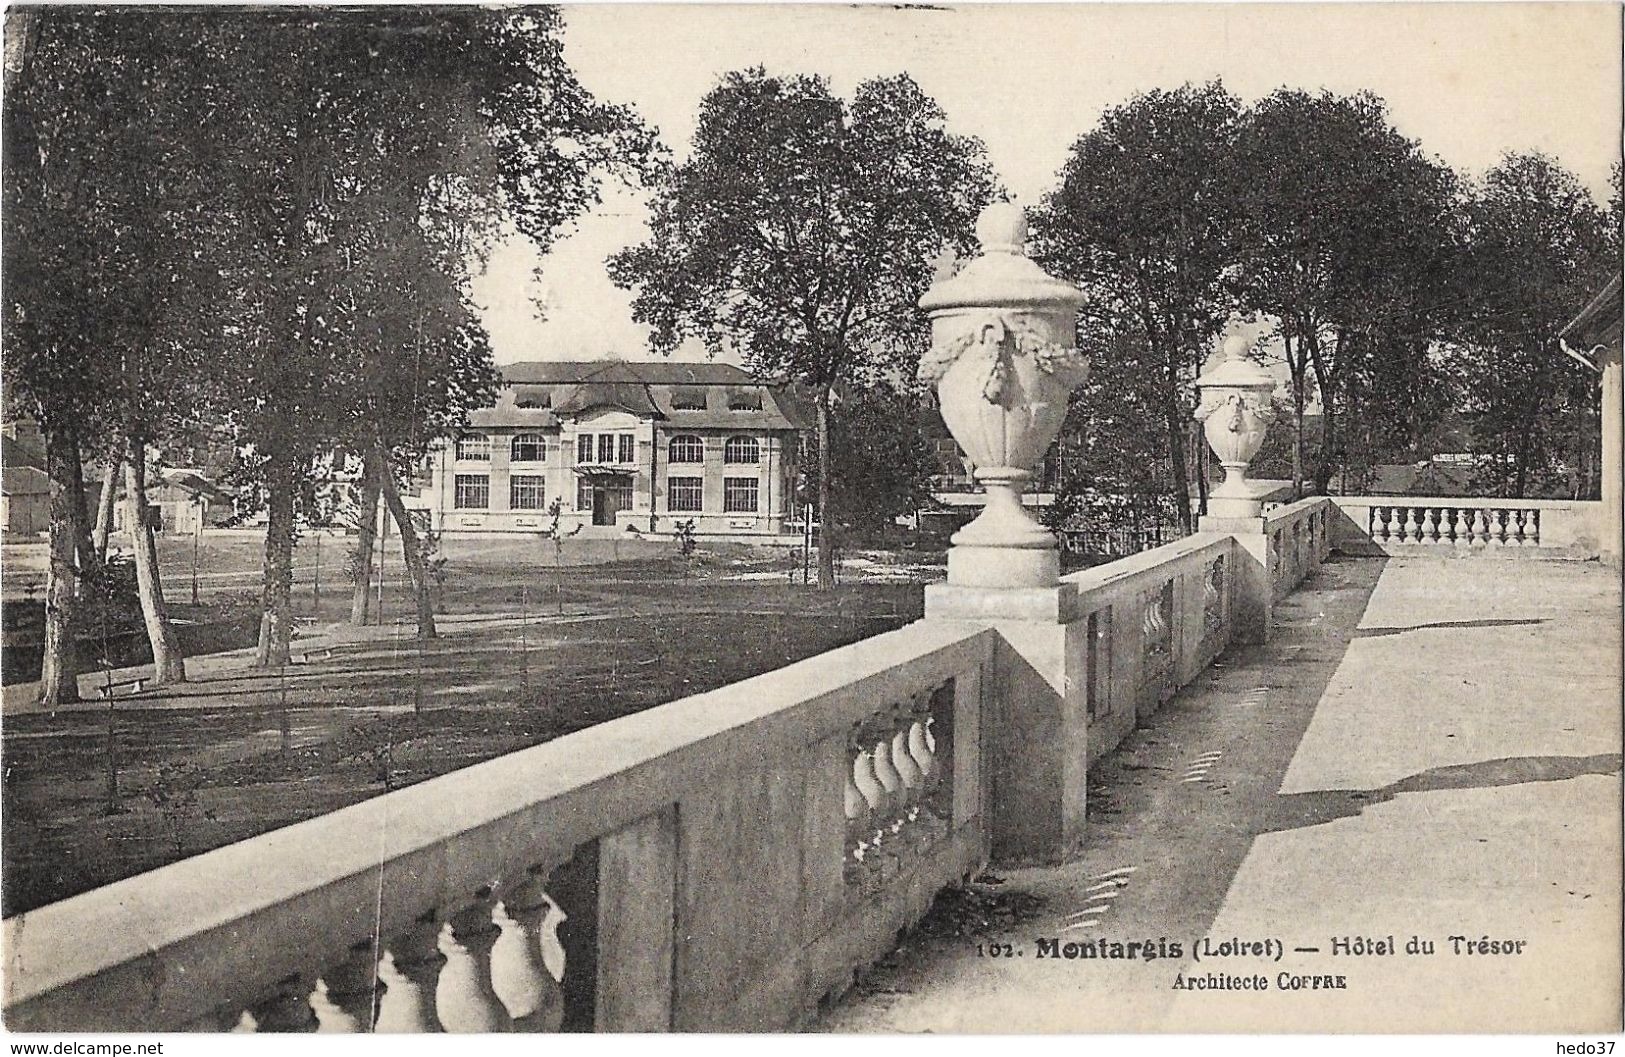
[1194,331,1277,518]
[917,202,1087,588]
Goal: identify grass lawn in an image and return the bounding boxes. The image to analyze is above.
[1,535,934,915]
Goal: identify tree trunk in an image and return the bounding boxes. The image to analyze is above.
[257,456,297,667]
[92,452,121,562]
[815,391,835,589]
[67,425,96,580]
[124,436,187,684]
[1163,392,1193,535]
[1308,327,1337,496]
[372,446,437,640]
[38,421,81,708]
[349,460,380,625]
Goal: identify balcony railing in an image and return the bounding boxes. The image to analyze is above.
[2,622,997,1033]
[1327,495,1601,557]
[17,492,1600,1032]
[1265,497,1335,600]
[1054,531,1241,761]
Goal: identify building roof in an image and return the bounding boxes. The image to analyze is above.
[463,359,806,432]
[1559,273,1623,353]
[500,360,761,387]
[157,468,234,503]
[1,431,46,472]
[555,381,663,417]
[1,465,50,497]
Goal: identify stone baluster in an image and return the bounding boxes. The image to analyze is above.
[1448,509,1466,548]
[1468,508,1488,548]
[844,749,868,823]
[436,895,513,1032]
[908,714,936,792]
[852,744,886,861]
[492,869,565,1031]
[311,940,379,1032]
[1488,509,1508,545]
[375,915,445,1033]
[1401,507,1420,543]
[1526,508,1540,545]
[1420,507,1438,543]
[871,734,905,836]
[246,974,318,1033]
[890,717,924,819]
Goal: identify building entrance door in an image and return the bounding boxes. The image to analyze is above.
[590,475,633,526]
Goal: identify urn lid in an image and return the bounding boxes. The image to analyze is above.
[918,202,1085,314]
[1195,333,1276,392]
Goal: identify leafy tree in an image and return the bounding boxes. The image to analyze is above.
[610,68,995,586]
[802,387,938,537]
[3,9,240,699]
[201,8,656,662]
[1031,82,1245,532]
[1234,88,1461,495]
[1454,153,1611,496]
[1043,328,1189,534]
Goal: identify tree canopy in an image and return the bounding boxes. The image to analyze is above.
[610,67,996,583]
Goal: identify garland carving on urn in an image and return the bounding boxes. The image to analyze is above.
[918,312,1090,406]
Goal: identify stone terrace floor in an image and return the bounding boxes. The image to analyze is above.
[817,555,1622,1034]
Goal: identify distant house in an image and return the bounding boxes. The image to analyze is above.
[109,467,237,535]
[1,421,50,536]
[418,360,807,538]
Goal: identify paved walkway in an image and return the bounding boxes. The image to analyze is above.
[819,555,1622,1034]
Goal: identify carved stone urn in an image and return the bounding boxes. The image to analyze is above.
[917,203,1087,588]
[1194,332,1277,519]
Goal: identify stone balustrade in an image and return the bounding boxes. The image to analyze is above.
[1265,497,1335,601]
[1327,496,1603,559]
[2,621,996,1033]
[1058,532,1239,763]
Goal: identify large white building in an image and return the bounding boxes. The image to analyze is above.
[418,361,807,538]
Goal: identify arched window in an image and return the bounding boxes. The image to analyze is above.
[511,433,546,463]
[668,434,704,464]
[455,433,490,462]
[724,436,760,465]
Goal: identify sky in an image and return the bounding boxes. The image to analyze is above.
[468,2,1624,366]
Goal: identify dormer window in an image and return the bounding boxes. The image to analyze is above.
[727,388,763,411]
[514,386,552,410]
[671,386,707,411]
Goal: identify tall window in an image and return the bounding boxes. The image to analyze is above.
[510,475,545,510]
[454,474,490,510]
[511,434,546,463]
[724,436,760,464]
[577,478,593,511]
[577,434,593,464]
[456,433,490,462]
[598,433,615,463]
[618,433,635,464]
[723,476,759,513]
[668,476,702,512]
[669,434,703,464]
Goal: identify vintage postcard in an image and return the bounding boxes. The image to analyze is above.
[0,0,1619,1045]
